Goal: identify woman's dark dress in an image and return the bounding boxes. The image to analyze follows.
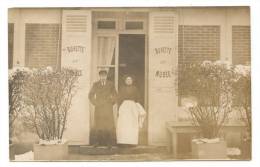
[118,85,140,106]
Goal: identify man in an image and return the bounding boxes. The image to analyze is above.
[88,70,117,148]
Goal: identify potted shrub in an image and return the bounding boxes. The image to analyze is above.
[232,64,251,159]
[9,67,29,160]
[177,60,235,159]
[21,67,81,160]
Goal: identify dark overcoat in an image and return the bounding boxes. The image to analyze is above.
[88,80,117,145]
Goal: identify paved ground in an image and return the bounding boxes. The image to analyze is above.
[67,144,179,161]
[68,153,175,161]
[12,143,177,161]
[12,143,242,161]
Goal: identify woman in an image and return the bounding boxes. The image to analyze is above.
[116,76,146,147]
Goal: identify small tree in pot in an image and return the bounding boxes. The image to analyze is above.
[21,67,81,160]
[9,68,30,160]
[177,60,235,159]
[232,64,251,159]
[9,68,29,142]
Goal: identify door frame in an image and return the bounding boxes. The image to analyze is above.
[91,11,149,144]
[92,11,148,108]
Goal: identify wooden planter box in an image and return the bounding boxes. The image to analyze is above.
[34,142,68,161]
[191,140,227,159]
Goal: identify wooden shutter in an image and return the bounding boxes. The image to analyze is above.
[148,12,178,145]
[61,10,91,144]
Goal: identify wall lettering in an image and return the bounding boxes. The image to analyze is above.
[61,45,87,68]
[63,45,86,54]
[155,70,172,78]
[154,47,172,55]
[153,46,174,80]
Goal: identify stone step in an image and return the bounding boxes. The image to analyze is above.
[69,145,168,155]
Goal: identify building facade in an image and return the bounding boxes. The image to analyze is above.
[8,7,250,146]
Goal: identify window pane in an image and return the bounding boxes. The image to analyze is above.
[125,21,143,30]
[97,21,116,29]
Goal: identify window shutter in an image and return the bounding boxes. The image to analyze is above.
[61,10,91,144]
[148,12,178,145]
[61,10,91,69]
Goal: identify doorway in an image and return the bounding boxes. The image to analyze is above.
[118,34,147,144]
[91,11,148,145]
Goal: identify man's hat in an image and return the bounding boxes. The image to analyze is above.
[98,69,108,75]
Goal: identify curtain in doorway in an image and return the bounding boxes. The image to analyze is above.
[92,36,116,82]
[97,37,116,66]
[91,36,117,128]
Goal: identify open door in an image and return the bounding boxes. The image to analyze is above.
[119,34,147,144]
[61,10,92,144]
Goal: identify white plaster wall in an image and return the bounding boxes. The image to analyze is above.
[148,11,179,146]
[61,10,92,145]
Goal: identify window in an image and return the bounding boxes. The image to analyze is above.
[232,26,251,65]
[178,25,221,105]
[125,21,143,30]
[232,26,251,106]
[8,23,14,69]
[25,24,60,68]
[178,25,220,65]
[97,21,116,29]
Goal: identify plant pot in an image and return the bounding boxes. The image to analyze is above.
[33,141,68,161]
[241,139,251,159]
[9,144,15,160]
[191,139,227,159]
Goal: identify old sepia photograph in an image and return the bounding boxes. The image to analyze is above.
[8,6,251,161]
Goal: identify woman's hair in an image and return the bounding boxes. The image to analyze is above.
[123,75,135,84]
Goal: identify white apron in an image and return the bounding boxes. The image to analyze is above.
[116,100,146,145]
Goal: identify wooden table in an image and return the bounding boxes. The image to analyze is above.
[166,121,246,159]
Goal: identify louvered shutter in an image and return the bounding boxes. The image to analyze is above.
[148,12,178,145]
[61,10,91,144]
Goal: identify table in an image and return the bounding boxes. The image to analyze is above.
[166,121,246,159]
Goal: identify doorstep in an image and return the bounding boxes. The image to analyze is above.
[68,144,168,155]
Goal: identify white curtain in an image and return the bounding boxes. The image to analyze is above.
[91,36,116,128]
[92,36,116,81]
[98,37,116,66]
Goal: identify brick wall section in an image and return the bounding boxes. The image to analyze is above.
[8,23,14,69]
[178,25,220,65]
[25,24,61,68]
[232,26,251,65]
